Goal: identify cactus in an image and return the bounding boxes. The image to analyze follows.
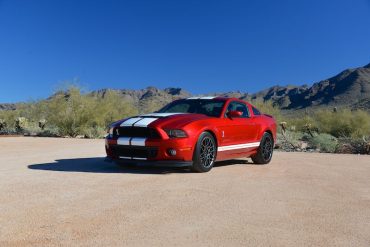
[0,119,6,131]
[15,117,28,132]
[38,119,47,130]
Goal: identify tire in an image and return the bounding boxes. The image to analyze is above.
[252,132,274,164]
[191,132,217,172]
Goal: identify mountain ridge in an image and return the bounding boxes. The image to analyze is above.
[1,62,369,112]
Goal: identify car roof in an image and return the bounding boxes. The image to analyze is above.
[185,96,241,101]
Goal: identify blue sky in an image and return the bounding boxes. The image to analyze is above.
[1,0,370,103]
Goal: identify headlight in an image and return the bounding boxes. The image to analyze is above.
[165,129,187,138]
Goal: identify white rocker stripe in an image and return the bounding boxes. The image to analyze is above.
[117,137,130,145]
[133,117,158,127]
[218,142,260,152]
[120,117,143,126]
[130,137,146,146]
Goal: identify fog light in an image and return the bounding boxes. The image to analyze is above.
[167,148,177,156]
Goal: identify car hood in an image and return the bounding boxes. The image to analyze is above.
[115,112,211,129]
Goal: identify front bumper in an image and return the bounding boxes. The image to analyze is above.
[105,135,195,162]
[105,156,192,167]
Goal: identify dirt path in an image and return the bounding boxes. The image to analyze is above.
[0,137,369,246]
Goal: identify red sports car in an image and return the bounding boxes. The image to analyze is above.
[105,97,276,172]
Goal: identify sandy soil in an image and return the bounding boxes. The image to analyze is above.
[0,137,369,247]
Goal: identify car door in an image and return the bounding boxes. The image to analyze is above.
[219,101,259,151]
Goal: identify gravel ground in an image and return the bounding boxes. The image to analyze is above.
[0,137,370,247]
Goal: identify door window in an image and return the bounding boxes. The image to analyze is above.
[225,101,250,118]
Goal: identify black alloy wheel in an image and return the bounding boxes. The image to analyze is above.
[192,132,216,172]
[252,132,274,164]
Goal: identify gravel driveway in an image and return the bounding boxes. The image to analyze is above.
[0,137,369,246]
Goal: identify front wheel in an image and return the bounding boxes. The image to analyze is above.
[191,132,216,172]
[252,132,274,164]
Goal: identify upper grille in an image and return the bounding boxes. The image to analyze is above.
[117,127,160,139]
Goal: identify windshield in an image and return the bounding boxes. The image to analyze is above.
[158,99,225,117]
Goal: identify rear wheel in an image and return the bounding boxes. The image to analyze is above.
[191,132,216,172]
[252,132,274,164]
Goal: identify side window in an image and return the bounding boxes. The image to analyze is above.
[252,107,261,116]
[225,101,250,118]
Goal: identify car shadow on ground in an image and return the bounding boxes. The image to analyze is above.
[28,158,254,174]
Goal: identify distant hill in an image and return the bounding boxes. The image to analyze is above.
[0,103,16,111]
[251,63,370,110]
[90,87,191,113]
[1,62,369,112]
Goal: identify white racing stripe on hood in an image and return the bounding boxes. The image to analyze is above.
[140,112,183,117]
[133,117,158,127]
[120,117,143,126]
[120,113,181,128]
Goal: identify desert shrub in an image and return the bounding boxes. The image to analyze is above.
[306,133,338,153]
[312,109,370,138]
[336,137,370,154]
[288,115,316,133]
[0,85,138,138]
[81,126,107,139]
[276,130,305,151]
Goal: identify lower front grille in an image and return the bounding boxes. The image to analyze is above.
[110,145,158,159]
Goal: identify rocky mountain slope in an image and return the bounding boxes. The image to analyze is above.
[0,103,16,111]
[251,63,370,110]
[1,62,369,112]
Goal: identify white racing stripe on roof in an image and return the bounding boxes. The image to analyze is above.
[186,96,215,100]
[218,142,260,152]
[120,117,142,126]
[133,117,158,127]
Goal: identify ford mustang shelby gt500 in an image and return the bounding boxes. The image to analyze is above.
[105,97,276,172]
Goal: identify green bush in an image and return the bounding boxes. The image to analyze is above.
[1,84,370,142]
[306,133,338,153]
[0,85,138,138]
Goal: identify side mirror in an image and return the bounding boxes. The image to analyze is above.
[227,110,242,119]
